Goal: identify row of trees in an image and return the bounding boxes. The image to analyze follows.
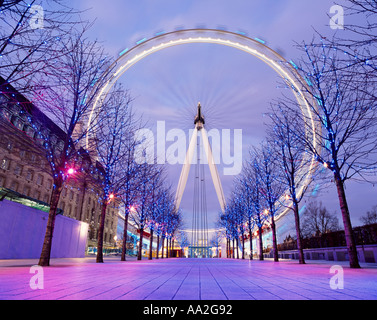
[219,0,377,268]
[2,0,376,268]
[91,85,184,263]
[0,1,183,266]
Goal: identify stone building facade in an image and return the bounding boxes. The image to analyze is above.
[0,77,118,252]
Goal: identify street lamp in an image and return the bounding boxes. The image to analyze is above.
[107,193,115,204]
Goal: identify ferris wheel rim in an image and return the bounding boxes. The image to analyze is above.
[87,28,319,223]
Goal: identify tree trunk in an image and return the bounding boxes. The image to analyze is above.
[241,232,245,259]
[78,181,87,221]
[236,237,239,259]
[161,236,165,259]
[232,238,235,258]
[271,216,279,262]
[38,178,63,266]
[149,229,154,260]
[96,200,107,263]
[249,227,253,260]
[121,212,129,261]
[293,199,305,264]
[166,237,169,258]
[156,234,160,259]
[334,175,360,268]
[138,226,144,260]
[258,226,264,261]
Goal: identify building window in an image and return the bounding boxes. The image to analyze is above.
[2,108,11,120]
[23,185,30,196]
[10,115,23,130]
[19,150,26,159]
[0,176,6,187]
[57,140,64,151]
[26,169,34,181]
[34,190,41,200]
[0,158,10,170]
[35,133,45,146]
[6,141,13,151]
[9,180,19,192]
[50,134,57,145]
[43,194,49,203]
[36,174,43,186]
[24,125,35,137]
[13,164,23,176]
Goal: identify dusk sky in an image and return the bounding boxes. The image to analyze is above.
[71,0,376,233]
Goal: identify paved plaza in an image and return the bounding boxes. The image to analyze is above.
[1,257,377,300]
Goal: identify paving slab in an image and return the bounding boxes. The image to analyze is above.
[0,257,376,300]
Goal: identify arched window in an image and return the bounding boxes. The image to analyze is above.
[2,108,11,120]
[10,115,23,130]
[23,124,35,137]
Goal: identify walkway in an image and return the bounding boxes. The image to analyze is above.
[1,257,377,300]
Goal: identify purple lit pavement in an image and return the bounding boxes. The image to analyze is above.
[1,257,377,300]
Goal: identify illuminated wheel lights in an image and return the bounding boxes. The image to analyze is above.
[87,29,319,222]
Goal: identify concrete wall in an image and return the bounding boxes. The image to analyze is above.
[275,244,377,263]
[0,199,88,259]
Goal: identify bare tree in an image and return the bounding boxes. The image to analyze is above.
[360,205,377,225]
[301,200,340,238]
[253,143,285,262]
[336,1,377,47]
[176,229,190,256]
[235,176,256,260]
[224,155,267,261]
[93,85,134,263]
[266,104,315,264]
[129,164,161,260]
[209,229,222,258]
[283,41,377,268]
[218,210,233,258]
[145,169,166,260]
[246,156,267,261]
[154,188,175,259]
[165,209,182,258]
[36,28,113,266]
[222,197,243,259]
[119,128,143,261]
[0,0,79,95]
